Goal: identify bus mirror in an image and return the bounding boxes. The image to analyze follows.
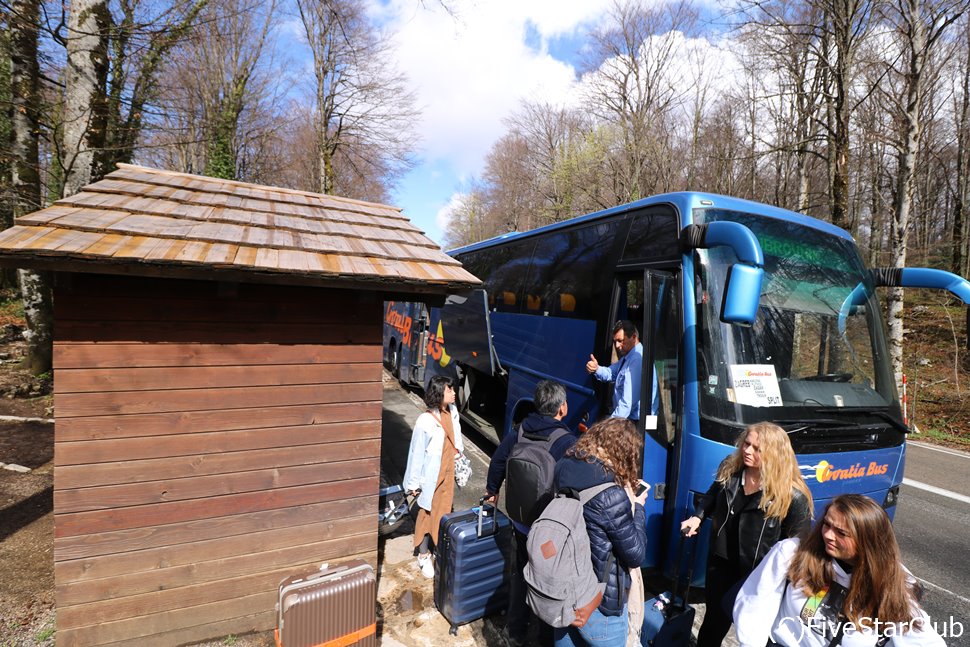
[683,222,764,267]
[682,222,764,325]
[872,267,970,304]
[721,264,763,325]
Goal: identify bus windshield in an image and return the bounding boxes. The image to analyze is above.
[694,208,901,446]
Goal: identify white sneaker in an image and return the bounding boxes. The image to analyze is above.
[416,553,434,578]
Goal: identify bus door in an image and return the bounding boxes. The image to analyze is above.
[440,289,502,376]
[611,270,680,567]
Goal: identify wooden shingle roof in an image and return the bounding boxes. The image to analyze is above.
[0,164,479,293]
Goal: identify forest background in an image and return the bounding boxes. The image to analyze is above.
[2,0,970,442]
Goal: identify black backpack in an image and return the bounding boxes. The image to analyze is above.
[505,426,569,525]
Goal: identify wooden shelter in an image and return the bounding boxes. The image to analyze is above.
[0,164,479,646]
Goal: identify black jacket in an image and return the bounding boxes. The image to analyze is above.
[554,455,646,616]
[695,469,811,572]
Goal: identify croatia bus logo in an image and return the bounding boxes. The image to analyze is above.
[801,460,889,483]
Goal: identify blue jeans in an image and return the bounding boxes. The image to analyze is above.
[553,605,628,647]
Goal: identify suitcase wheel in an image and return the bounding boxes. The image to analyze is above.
[450,624,458,636]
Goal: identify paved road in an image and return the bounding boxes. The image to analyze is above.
[896,441,970,645]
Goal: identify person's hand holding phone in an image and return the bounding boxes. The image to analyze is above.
[633,480,650,505]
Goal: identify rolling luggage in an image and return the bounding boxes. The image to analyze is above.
[275,559,377,647]
[641,530,697,646]
[434,500,513,634]
[378,484,415,536]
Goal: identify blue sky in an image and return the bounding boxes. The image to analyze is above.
[367,0,616,248]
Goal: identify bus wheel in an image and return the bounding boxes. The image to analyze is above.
[387,340,399,375]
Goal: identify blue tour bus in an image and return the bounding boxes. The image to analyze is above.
[383,300,431,386]
[385,191,970,571]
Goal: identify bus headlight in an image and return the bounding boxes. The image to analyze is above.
[883,485,900,508]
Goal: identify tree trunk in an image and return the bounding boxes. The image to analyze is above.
[103,0,209,170]
[954,24,970,277]
[18,270,52,375]
[10,0,52,376]
[830,94,851,232]
[63,0,111,196]
[821,0,870,234]
[0,30,15,289]
[1,30,12,236]
[889,0,942,387]
[888,131,920,387]
[10,0,41,217]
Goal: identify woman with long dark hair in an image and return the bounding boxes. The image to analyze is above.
[552,417,648,647]
[403,375,464,578]
[681,422,813,646]
[734,494,944,646]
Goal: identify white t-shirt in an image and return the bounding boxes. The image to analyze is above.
[734,538,945,647]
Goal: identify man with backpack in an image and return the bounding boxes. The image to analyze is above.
[484,380,578,647]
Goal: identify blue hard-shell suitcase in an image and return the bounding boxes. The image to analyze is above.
[641,530,697,646]
[434,501,513,634]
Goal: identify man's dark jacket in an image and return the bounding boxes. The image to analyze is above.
[553,455,646,616]
[485,412,577,496]
[694,469,812,572]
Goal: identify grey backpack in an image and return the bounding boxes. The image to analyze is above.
[523,483,615,628]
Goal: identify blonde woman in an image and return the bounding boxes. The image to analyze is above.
[681,422,813,647]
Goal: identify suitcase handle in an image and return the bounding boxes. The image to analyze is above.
[303,563,349,582]
[670,525,696,611]
[476,497,499,538]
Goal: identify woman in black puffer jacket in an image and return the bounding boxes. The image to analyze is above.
[552,417,647,647]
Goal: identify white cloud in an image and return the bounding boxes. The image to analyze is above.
[370,0,614,177]
[503,0,613,39]
[435,191,464,234]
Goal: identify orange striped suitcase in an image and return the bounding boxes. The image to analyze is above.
[275,559,377,647]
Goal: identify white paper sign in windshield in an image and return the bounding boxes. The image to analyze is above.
[729,365,783,407]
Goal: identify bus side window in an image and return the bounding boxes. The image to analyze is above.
[621,208,679,263]
[480,241,535,313]
[527,224,618,319]
[524,233,566,316]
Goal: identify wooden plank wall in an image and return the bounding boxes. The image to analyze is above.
[52,274,383,646]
